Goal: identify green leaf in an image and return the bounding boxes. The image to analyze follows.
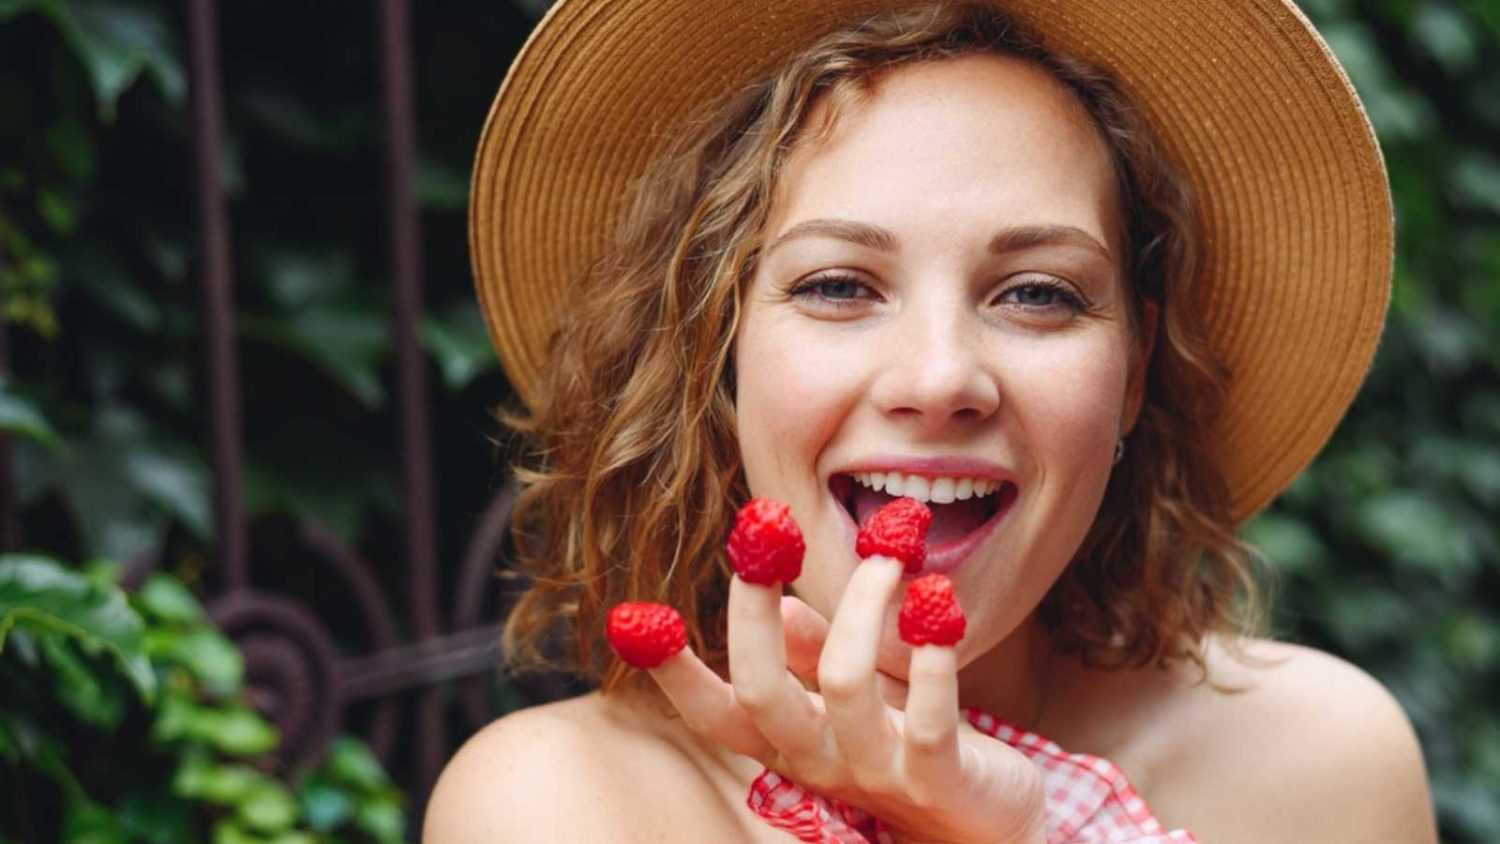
[326,736,389,790]
[1355,493,1478,579]
[155,694,279,755]
[241,304,389,408]
[1321,21,1434,140]
[1324,584,1416,649]
[38,632,126,727]
[297,774,353,831]
[1412,4,1479,74]
[241,90,367,154]
[118,790,193,844]
[236,782,298,833]
[0,554,155,702]
[424,305,497,390]
[213,706,280,756]
[69,247,164,333]
[354,795,406,844]
[211,818,264,844]
[417,157,469,210]
[124,448,213,539]
[50,407,211,559]
[0,378,60,449]
[1451,152,1500,214]
[62,798,128,844]
[44,117,95,181]
[145,626,243,697]
[37,185,78,235]
[242,459,378,543]
[136,574,205,625]
[173,755,264,804]
[0,0,48,23]
[1441,612,1500,672]
[57,1,186,121]
[1,708,88,799]
[256,246,358,310]
[1433,771,1500,839]
[1242,513,1326,575]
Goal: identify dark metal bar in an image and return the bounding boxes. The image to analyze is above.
[339,625,503,700]
[187,0,248,589]
[0,322,16,552]
[455,484,518,727]
[454,482,518,628]
[377,0,443,792]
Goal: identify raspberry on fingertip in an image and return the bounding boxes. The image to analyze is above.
[856,497,932,574]
[606,602,688,668]
[726,498,806,585]
[899,573,966,646]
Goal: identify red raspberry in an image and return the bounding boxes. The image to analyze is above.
[605,602,687,669]
[726,499,806,585]
[855,497,932,574]
[899,574,966,647]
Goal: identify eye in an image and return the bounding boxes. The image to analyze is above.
[995,277,1088,313]
[788,272,878,308]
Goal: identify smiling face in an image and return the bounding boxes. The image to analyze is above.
[733,54,1149,682]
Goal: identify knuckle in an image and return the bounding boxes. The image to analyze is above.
[816,665,865,702]
[848,764,890,795]
[731,675,781,713]
[905,722,957,754]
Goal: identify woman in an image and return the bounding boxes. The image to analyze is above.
[427,2,1436,841]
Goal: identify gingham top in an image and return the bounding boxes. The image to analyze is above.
[746,707,1197,843]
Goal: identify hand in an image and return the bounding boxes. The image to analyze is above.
[646,556,1046,844]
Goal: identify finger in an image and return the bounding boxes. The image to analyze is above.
[650,647,775,761]
[817,555,905,771]
[729,576,825,756]
[781,595,829,682]
[901,644,962,788]
[784,594,910,709]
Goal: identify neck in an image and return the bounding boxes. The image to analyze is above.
[957,614,1059,734]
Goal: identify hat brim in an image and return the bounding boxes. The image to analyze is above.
[469,0,1392,525]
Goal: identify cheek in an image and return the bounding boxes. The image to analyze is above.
[733,313,856,490]
[1010,336,1131,473]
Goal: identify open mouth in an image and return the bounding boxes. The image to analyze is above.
[829,471,1019,573]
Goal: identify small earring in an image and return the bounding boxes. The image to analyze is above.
[1113,438,1125,465]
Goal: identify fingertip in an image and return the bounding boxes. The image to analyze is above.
[907,642,959,678]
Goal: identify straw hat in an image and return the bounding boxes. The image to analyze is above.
[469,0,1392,525]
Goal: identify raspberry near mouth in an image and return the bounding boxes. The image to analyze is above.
[830,473,1015,551]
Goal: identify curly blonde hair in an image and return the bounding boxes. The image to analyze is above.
[499,2,1269,693]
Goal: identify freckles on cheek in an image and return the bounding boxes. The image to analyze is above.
[1016,344,1130,453]
[736,324,854,481]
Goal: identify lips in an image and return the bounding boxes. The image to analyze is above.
[829,473,1018,574]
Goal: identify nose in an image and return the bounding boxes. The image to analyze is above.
[869,303,1000,433]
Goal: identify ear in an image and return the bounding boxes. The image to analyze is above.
[1122,299,1159,433]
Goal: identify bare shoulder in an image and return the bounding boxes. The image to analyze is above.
[422,691,748,843]
[1147,637,1438,843]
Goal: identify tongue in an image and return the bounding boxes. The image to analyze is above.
[852,487,994,547]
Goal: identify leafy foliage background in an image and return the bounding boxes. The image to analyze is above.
[1,0,1497,841]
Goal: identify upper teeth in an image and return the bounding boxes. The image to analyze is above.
[849,471,1001,504]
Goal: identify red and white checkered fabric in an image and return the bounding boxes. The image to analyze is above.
[746,707,1197,843]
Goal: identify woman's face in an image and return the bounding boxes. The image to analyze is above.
[733,54,1148,678]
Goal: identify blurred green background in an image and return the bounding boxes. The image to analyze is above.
[1,0,1497,841]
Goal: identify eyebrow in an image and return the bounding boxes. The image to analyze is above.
[764,218,1113,261]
